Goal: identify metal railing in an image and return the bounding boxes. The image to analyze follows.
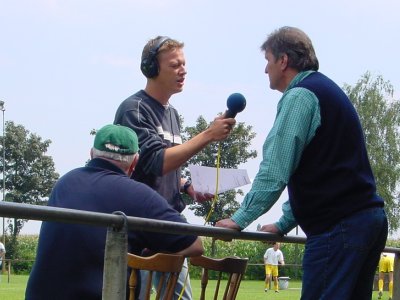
[0,201,399,299]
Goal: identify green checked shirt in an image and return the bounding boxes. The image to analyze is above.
[231,71,321,233]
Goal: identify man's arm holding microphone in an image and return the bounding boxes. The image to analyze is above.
[163,116,235,175]
[163,93,246,174]
[167,93,247,202]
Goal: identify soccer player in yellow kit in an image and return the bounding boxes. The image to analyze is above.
[264,242,285,292]
[378,252,394,300]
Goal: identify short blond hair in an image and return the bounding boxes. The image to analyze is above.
[141,36,184,63]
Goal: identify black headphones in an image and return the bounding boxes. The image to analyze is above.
[140,36,171,78]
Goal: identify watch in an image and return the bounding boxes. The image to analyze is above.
[183,179,192,194]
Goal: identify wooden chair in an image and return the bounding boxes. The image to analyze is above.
[127,252,185,300]
[190,255,248,300]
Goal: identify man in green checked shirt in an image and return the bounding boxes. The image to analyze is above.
[216,26,388,300]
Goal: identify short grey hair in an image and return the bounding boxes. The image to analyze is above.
[261,26,319,72]
[92,148,135,163]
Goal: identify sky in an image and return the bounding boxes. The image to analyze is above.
[1,0,399,236]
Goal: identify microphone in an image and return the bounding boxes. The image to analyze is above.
[225,93,246,118]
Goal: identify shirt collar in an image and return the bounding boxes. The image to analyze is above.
[87,158,126,175]
[285,70,315,92]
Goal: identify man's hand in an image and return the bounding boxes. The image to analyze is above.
[258,223,280,234]
[193,192,214,203]
[186,183,214,203]
[215,218,241,230]
[206,116,236,142]
[214,218,240,242]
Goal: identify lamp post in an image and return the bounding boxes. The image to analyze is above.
[0,101,5,250]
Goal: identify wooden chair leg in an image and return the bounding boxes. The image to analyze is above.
[190,255,248,300]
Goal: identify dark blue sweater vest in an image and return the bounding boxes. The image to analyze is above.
[288,72,383,236]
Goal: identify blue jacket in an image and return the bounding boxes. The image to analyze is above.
[25,158,196,299]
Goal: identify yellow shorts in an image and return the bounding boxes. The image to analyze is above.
[265,264,278,277]
[379,255,394,273]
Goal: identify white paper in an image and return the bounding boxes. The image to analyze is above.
[188,164,251,194]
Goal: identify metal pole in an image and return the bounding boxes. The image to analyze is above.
[393,252,400,300]
[2,105,5,245]
[294,225,299,278]
[102,212,128,300]
[0,101,5,275]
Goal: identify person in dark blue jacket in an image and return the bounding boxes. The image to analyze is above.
[216,26,388,300]
[25,124,203,300]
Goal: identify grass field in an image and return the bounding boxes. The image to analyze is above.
[0,274,387,299]
[0,274,29,300]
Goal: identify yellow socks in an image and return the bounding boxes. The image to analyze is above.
[378,279,383,292]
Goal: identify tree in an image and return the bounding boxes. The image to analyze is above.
[343,72,400,233]
[182,116,257,226]
[0,121,59,257]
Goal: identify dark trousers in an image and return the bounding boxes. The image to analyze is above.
[301,207,388,300]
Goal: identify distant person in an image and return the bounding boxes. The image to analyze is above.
[264,242,284,293]
[378,252,394,300]
[114,35,235,300]
[25,124,203,300]
[0,241,5,270]
[216,26,388,300]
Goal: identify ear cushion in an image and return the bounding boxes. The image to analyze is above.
[140,37,171,78]
[140,56,158,78]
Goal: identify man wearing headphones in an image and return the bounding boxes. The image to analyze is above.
[114,36,235,300]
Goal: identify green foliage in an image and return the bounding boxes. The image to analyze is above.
[4,235,38,274]
[0,121,59,256]
[277,243,304,279]
[386,239,400,248]
[343,72,400,233]
[188,190,241,227]
[181,116,257,226]
[183,116,257,169]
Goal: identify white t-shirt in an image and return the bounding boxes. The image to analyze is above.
[264,247,284,265]
[0,242,5,264]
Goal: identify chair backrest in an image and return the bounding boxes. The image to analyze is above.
[127,252,185,300]
[190,255,248,300]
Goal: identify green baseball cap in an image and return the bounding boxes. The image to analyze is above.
[94,124,139,154]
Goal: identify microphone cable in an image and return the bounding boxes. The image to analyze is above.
[179,99,242,299]
[204,142,222,224]
[178,142,223,300]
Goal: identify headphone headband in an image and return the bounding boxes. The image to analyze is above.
[141,36,171,78]
[149,36,170,57]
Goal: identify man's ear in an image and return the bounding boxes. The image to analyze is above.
[128,153,139,176]
[280,53,289,71]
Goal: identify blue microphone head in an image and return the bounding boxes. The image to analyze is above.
[226,93,246,118]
